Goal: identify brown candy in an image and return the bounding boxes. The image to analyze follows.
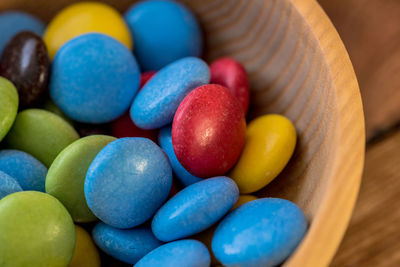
[0,31,50,108]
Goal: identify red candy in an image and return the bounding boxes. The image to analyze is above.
[111,71,158,141]
[172,84,246,178]
[110,112,159,142]
[210,57,250,114]
[139,71,156,89]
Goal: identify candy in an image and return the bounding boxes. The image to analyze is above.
[135,239,210,267]
[0,11,45,56]
[111,72,158,141]
[139,71,157,89]
[0,149,47,192]
[0,31,49,108]
[172,84,246,177]
[193,193,258,265]
[50,33,140,124]
[0,171,22,199]
[92,222,162,264]
[159,126,201,186]
[210,57,250,114]
[44,2,132,59]
[230,114,296,193]
[5,109,79,167]
[0,191,75,267]
[131,57,209,129]
[152,177,239,242]
[0,77,18,142]
[212,198,307,267]
[85,138,172,229]
[124,0,203,71]
[111,112,159,142]
[46,135,116,222]
[69,225,100,267]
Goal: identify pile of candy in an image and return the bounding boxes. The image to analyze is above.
[0,1,308,267]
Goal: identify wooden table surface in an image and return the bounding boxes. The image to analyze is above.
[318,0,400,266]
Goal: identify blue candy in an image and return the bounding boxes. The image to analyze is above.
[131,57,209,129]
[124,0,203,71]
[0,150,47,192]
[0,11,45,56]
[92,222,163,264]
[152,177,238,242]
[134,239,210,267]
[0,170,22,199]
[159,126,201,186]
[212,198,308,267]
[50,33,140,124]
[85,138,172,229]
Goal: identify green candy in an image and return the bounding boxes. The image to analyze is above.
[0,191,75,267]
[5,109,79,167]
[46,135,116,222]
[0,78,18,142]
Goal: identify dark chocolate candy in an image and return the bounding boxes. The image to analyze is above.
[0,31,49,108]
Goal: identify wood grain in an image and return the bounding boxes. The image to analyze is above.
[319,0,400,140]
[331,129,400,267]
[0,1,365,266]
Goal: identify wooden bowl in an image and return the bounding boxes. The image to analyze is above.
[0,0,365,266]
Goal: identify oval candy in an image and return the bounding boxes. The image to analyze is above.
[111,72,158,141]
[0,149,47,192]
[44,2,132,59]
[0,170,22,200]
[46,135,116,222]
[139,71,157,89]
[210,57,250,114]
[0,11,45,56]
[134,239,210,267]
[172,84,246,177]
[50,33,140,124]
[0,191,75,267]
[0,77,18,142]
[111,112,159,143]
[152,176,239,242]
[0,31,49,108]
[131,57,209,130]
[193,194,258,265]
[69,225,100,267]
[5,109,79,167]
[93,222,162,264]
[85,138,172,229]
[159,126,201,186]
[212,198,307,267]
[230,114,296,193]
[124,0,203,71]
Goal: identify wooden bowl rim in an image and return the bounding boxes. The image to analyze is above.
[283,0,365,266]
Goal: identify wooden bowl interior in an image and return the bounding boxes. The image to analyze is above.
[0,0,364,266]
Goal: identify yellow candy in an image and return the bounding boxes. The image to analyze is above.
[69,225,100,267]
[232,195,258,209]
[44,2,133,59]
[230,114,296,193]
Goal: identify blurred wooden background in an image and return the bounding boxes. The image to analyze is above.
[318,0,400,266]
